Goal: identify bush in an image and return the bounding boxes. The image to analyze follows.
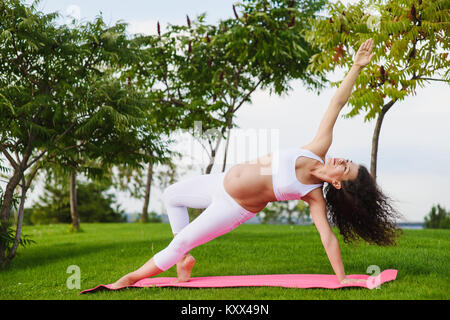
[424,204,450,229]
[30,181,126,225]
[132,211,162,223]
[259,201,311,225]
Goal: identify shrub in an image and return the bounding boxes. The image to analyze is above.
[424,204,450,229]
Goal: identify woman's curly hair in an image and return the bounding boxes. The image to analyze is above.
[324,165,403,246]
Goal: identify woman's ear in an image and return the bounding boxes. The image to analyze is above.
[332,180,342,189]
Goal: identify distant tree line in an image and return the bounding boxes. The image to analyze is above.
[424,204,450,229]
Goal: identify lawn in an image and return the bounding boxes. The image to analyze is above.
[0,222,448,300]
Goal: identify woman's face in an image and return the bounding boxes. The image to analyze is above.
[324,157,359,188]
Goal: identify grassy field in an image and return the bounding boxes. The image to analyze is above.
[0,222,448,300]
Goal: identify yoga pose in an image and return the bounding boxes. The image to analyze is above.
[111,38,401,289]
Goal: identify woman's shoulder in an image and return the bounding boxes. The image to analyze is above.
[300,145,326,163]
[301,187,326,205]
[300,142,327,162]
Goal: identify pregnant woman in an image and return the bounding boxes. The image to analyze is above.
[110,38,401,289]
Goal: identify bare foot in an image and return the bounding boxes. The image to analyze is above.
[109,275,136,289]
[176,254,196,283]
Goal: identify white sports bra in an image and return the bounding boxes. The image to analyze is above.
[271,147,324,201]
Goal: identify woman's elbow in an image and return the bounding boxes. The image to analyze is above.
[330,96,347,109]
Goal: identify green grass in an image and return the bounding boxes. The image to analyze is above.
[0,223,448,300]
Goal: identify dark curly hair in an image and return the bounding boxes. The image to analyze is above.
[324,165,403,246]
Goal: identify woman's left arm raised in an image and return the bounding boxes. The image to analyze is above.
[303,39,374,158]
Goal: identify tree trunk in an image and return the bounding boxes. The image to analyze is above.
[7,179,27,261]
[141,162,153,223]
[69,171,80,232]
[0,170,23,224]
[370,100,396,180]
[0,156,40,268]
[205,114,232,174]
[222,126,232,173]
[12,185,20,224]
[0,169,23,266]
[205,135,223,174]
[205,150,215,174]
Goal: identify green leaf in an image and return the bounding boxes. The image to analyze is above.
[0,93,15,115]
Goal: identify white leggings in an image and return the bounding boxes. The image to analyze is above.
[153,172,257,271]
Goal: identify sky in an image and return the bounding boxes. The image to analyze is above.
[18,0,450,222]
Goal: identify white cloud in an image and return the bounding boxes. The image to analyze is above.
[127,20,166,36]
[65,4,81,22]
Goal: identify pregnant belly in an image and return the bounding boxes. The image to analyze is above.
[223,163,276,213]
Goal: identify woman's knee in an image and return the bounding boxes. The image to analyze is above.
[169,233,195,255]
[162,184,177,204]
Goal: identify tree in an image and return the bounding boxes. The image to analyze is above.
[133,0,328,175]
[306,0,449,178]
[30,179,126,225]
[113,150,180,223]
[30,179,71,225]
[259,200,311,224]
[110,0,329,223]
[424,204,450,229]
[111,19,215,222]
[0,0,170,267]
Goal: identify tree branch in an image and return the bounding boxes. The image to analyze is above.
[25,149,47,171]
[233,76,265,113]
[51,120,78,145]
[416,77,448,83]
[219,91,230,105]
[24,161,41,190]
[20,131,36,169]
[160,98,185,108]
[0,147,19,170]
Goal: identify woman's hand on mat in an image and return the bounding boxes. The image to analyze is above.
[353,38,374,69]
[340,277,366,285]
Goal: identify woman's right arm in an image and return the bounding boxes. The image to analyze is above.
[305,189,367,285]
[304,189,346,282]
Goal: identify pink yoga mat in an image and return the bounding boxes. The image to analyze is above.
[80,269,397,294]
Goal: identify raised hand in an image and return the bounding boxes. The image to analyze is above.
[354,38,374,68]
